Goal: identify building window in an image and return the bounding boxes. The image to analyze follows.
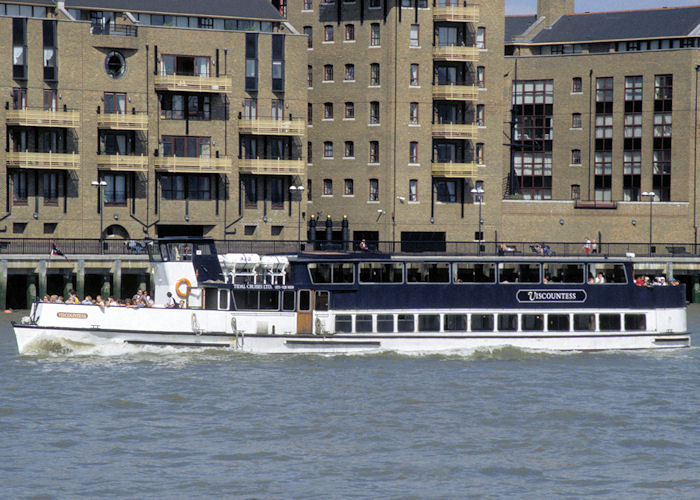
[476,104,485,126]
[625,76,643,104]
[476,143,484,164]
[625,113,642,138]
[369,179,379,201]
[13,18,27,80]
[370,101,380,124]
[344,141,354,158]
[345,102,355,119]
[435,180,457,203]
[409,102,419,124]
[44,89,57,111]
[323,179,333,195]
[369,0,380,7]
[103,173,128,205]
[243,98,257,119]
[409,24,419,47]
[105,51,126,79]
[271,99,284,121]
[104,92,126,114]
[42,172,59,205]
[653,113,672,138]
[369,141,379,163]
[571,149,581,165]
[308,65,313,87]
[623,150,641,201]
[271,35,285,92]
[409,142,418,163]
[324,102,334,119]
[476,27,485,49]
[43,20,57,81]
[11,87,26,110]
[307,142,312,163]
[324,64,333,81]
[370,23,380,46]
[324,25,334,42]
[655,74,673,102]
[345,64,354,81]
[571,185,581,200]
[476,66,485,88]
[572,77,582,93]
[572,113,582,129]
[345,24,355,41]
[13,171,27,205]
[370,63,380,86]
[161,136,210,158]
[243,176,257,207]
[409,179,418,201]
[344,179,354,195]
[304,0,313,10]
[304,26,313,48]
[324,141,333,158]
[245,34,258,91]
[307,103,313,124]
[161,94,210,120]
[307,179,313,200]
[410,64,419,86]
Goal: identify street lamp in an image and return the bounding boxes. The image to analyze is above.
[471,187,484,256]
[289,185,305,252]
[642,191,655,256]
[92,179,108,253]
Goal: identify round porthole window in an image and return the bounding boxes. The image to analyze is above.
[105,51,126,79]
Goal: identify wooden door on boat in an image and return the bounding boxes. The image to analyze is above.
[297,289,313,334]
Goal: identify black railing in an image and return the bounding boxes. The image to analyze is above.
[0,239,698,258]
[91,23,138,37]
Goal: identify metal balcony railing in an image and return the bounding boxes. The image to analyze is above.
[239,158,305,175]
[154,74,232,93]
[6,151,80,170]
[5,108,80,128]
[96,154,148,172]
[432,161,478,177]
[97,112,148,130]
[238,117,306,136]
[154,156,232,173]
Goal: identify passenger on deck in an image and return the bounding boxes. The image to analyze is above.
[359,239,369,251]
[82,295,93,305]
[166,292,177,308]
[179,300,186,309]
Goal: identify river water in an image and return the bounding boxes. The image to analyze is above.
[1,307,699,499]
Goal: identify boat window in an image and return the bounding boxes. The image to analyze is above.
[148,241,163,262]
[418,314,440,332]
[397,314,414,332]
[163,243,193,262]
[547,314,570,331]
[218,289,229,310]
[522,314,544,331]
[543,263,584,283]
[599,313,621,331]
[406,262,450,283]
[308,263,332,283]
[260,291,279,310]
[204,287,218,310]
[308,263,354,283]
[471,314,494,331]
[315,291,329,311]
[497,314,518,331]
[335,314,352,333]
[573,314,595,331]
[298,290,311,311]
[356,314,373,332]
[195,243,212,255]
[624,314,646,331]
[444,314,467,331]
[498,263,540,283]
[233,290,258,310]
[358,262,404,283]
[453,262,496,283]
[282,290,295,311]
[377,314,394,332]
[587,263,627,284]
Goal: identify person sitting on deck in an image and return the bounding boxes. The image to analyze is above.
[359,239,369,251]
[166,292,177,308]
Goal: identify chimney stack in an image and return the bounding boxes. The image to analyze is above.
[537,0,575,25]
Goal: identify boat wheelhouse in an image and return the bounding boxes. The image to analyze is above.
[12,238,690,354]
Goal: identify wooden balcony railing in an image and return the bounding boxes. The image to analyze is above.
[238,158,305,175]
[433,5,479,22]
[238,118,306,136]
[154,74,232,93]
[432,123,478,139]
[5,109,80,128]
[432,84,479,101]
[97,112,148,131]
[433,45,479,62]
[6,151,80,170]
[432,161,478,178]
[154,156,232,173]
[96,154,148,172]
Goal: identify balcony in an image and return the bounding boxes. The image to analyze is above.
[433,84,479,101]
[432,161,477,178]
[6,151,80,170]
[433,45,479,62]
[238,158,305,176]
[432,123,478,139]
[154,74,232,93]
[5,108,80,128]
[433,5,479,22]
[97,112,148,131]
[97,154,148,172]
[154,156,232,173]
[238,118,306,136]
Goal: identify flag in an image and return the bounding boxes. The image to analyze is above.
[50,241,70,262]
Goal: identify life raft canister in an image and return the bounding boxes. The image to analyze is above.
[175,278,191,298]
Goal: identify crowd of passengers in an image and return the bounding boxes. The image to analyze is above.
[634,275,680,287]
[40,289,189,309]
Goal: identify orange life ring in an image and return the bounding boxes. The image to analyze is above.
[175,278,191,298]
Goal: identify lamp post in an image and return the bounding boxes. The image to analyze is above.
[289,185,305,252]
[642,191,655,256]
[92,179,107,253]
[471,187,484,256]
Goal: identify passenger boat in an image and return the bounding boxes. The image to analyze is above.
[12,237,691,354]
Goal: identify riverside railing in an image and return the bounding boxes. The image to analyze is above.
[0,239,698,258]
